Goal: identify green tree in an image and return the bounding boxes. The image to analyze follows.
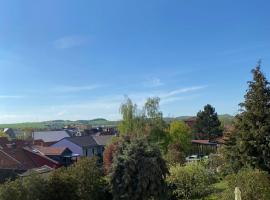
[194,104,222,140]
[165,121,192,165]
[225,64,270,172]
[47,170,79,200]
[0,175,48,200]
[110,138,168,200]
[143,97,168,151]
[169,121,191,154]
[0,178,25,200]
[118,97,168,151]
[67,157,110,200]
[118,97,146,137]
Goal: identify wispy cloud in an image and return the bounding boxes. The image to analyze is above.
[53,85,101,93]
[54,35,89,49]
[143,77,164,88]
[160,86,207,99]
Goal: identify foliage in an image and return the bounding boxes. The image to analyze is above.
[164,142,186,165]
[168,121,191,154]
[0,131,8,138]
[0,158,111,200]
[220,168,270,200]
[67,157,110,200]
[167,162,215,200]
[223,64,270,172]
[0,175,48,200]
[47,170,79,200]
[110,138,168,200]
[194,104,223,140]
[103,138,121,174]
[118,97,168,151]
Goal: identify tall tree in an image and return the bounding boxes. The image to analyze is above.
[194,104,222,140]
[227,63,270,172]
[110,138,168,200]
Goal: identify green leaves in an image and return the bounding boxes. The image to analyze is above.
[224,63,270,172]
[110,138,168,200]
[194,104,223,140]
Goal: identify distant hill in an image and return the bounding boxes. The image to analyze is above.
[165,114,234,126]
[0,118,118,130]
[0,114,234,130]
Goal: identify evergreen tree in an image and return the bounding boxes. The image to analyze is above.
[110,138,168,200]
[194,104,222,140]
[231,63,270,171]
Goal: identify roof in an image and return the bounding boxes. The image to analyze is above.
[33,146,69,156]
[192,140,217,145]
[19,165,53,177]
[93,135,114,146]
[33,131,70,143]
[65,135,97,147]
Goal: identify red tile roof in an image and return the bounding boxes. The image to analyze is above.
[33,146,67,156]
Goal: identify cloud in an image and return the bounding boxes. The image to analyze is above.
[160,86,207,99]
[53,85,100,93]
[0,85,207,123]
[143,77,164,88]
[54,35,89,49]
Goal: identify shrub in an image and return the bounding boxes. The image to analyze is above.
[220,168,270,200]
[167,163,214,199]
[67,157,111,200]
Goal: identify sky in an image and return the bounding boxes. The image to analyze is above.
[0,0,269,123]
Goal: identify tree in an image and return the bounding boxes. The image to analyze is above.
[143,97,168,151]
[103,138,121,174]
[169,121,191,154]
[165,121,192,165]
[47,170,79,200]
[118,97,146,137]
[67,157,110,200]
[110,138,168,200]
[118,97,168,151]
[0,175,48,200]
[194,104,222,140]
[225,63,270,172]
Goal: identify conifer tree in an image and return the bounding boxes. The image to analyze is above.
[225,62,270,171]
[194,104,222,140]
[232,63,270,171]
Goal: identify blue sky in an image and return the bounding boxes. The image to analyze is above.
[0,0,269,123]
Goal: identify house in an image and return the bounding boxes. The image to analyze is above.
[51,135,114,158]
[183,117,197,128]
[32,146,77,166]
[3,128,16,139]
[19,165,53,177]
[191,140,218,155]
[32,130,71,146]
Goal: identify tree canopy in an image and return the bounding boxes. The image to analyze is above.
[224,63,270,172]
[110,138,168,200]
[194,104,223,140]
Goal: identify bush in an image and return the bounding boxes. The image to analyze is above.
[167,163,215,199]
[0,175,48,200]
[220,168,270,200]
